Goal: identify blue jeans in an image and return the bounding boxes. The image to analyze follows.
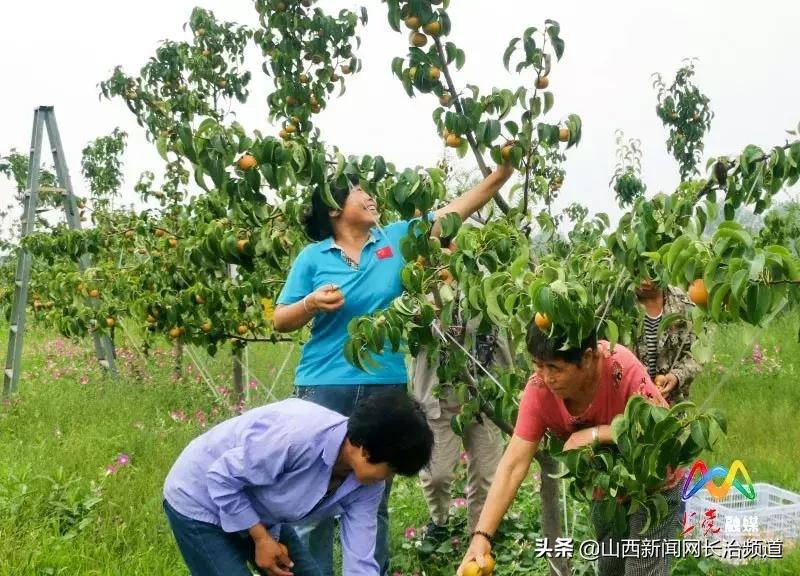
[164,500,322,576]
[294,383,406,576]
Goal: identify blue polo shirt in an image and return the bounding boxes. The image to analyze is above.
[277,219,422,386]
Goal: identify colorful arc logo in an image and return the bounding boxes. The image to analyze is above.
[681,459,756,501]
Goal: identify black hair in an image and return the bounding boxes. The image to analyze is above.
[302,174,360,242]
[526,324,598,366]
[347,389,433,476]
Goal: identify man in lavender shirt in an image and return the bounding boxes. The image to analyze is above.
[163,390,433,576]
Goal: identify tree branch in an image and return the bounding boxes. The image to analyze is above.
[433,36,510,215]
[224,333,296,343]
[697,141,794,201]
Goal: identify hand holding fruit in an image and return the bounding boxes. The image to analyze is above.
[496,143,517,179]
[458,536,495,575]
[306,284,345,313]
[253,535,293,576]
[654,373,678,398]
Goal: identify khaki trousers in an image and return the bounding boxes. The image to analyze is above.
[419,400,504,532]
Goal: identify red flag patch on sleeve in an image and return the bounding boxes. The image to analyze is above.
[376,245,394,259]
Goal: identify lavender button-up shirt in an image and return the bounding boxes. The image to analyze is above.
[164,398,383,575]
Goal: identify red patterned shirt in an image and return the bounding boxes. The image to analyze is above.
[514,341,684,491]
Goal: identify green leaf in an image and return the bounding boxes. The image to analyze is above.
[474,121,487,146]
[543,91,554,114]
[455,49,466,71]
[387,1,401,32]
[372,156,387,182]
[657,313,684,337]
[710,409,728,435]
[503,37,520,71]
[747,251,765,281]
[391,57,404,80]
[730,269,748,300]
[439,212,462,238]
[156,136,169,161]
[690,420,709,451]
[486,119,501,143]
[531,96,542,119]
[445,42,457,65]
[551,37,565,60]
[320,182,341,210]
[605,319,619,347]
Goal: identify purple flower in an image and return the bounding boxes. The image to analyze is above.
[116,454,130,466]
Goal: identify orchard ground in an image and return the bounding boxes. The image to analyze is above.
[1,315,799,576]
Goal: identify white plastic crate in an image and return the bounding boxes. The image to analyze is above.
[683,482,800,564]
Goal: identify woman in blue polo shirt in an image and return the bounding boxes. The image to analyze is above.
[272,162,513,575]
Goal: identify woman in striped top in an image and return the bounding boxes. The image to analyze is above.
[633,279,701,405]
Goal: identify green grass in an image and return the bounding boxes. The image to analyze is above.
[0,315,798,575]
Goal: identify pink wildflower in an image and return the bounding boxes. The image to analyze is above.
[752,344,763,365]
[169,410,186,422]
[116,454,130,466]
[404,527,417,539]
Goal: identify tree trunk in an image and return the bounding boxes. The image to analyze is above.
[536,452,571,576]
[232,347,245,403]
[173,337,183,381]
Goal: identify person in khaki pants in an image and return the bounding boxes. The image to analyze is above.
[411,313,509,539]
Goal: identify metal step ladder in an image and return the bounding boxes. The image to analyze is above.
[3,106,117,397]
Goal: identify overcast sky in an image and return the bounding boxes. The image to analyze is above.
[1,0,799,232]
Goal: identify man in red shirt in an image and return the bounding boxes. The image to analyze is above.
[457,324,684,576]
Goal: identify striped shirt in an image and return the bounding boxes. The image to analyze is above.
[644,313,661,380]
